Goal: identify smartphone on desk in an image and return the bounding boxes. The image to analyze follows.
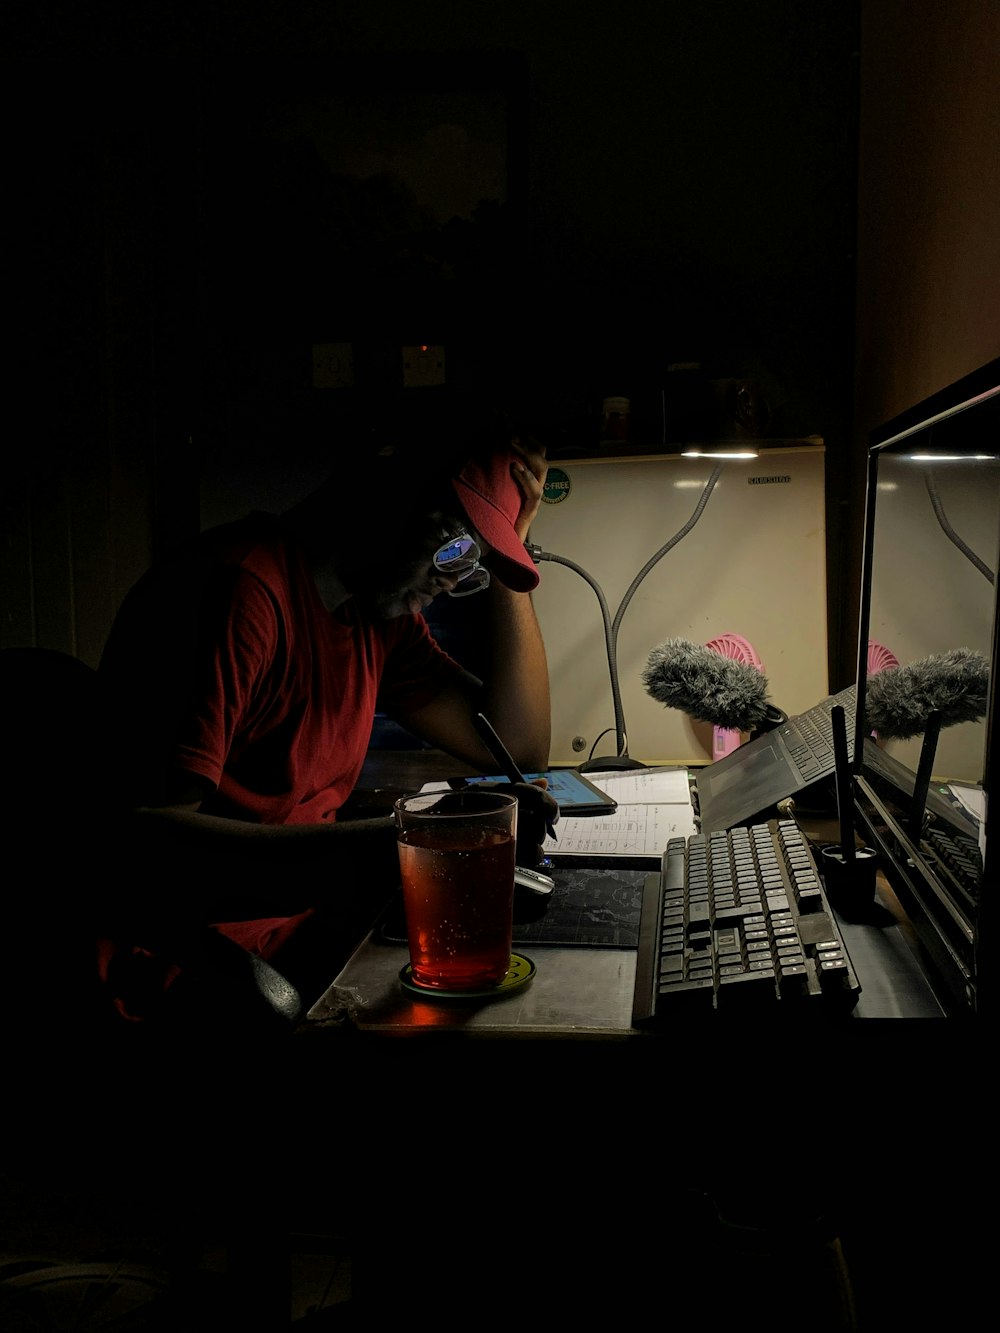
[449,768,617,816]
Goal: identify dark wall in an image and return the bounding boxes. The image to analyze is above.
[191,5,860,460]
[7,1,861,678]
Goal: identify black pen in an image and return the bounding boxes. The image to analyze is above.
[472,711,558,843]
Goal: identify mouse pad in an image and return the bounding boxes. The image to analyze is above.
[379,865,647,949]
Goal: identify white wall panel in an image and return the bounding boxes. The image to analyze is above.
[529,446,829,766]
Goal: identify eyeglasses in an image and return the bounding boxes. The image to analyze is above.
[433,532,491,597]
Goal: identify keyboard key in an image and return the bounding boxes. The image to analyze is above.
[656,977,716,1011]
[688,905,712,932]
[818,960,853,996]
[778,966,811,999]
[663,843,686,890]
[715,905,763,923]
[717,969,778,1007]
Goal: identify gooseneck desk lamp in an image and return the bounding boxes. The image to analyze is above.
[525,461,726,772]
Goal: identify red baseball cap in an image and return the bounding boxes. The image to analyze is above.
[451,449,540,592]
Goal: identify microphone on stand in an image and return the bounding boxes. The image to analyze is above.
[864,647,990,741]
[640,638,785,734]
[642,639,989,742]
[909,709,944,841]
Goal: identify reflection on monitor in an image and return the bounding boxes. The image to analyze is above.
[853,357,999,1015]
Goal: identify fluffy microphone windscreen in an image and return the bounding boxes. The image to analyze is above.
[865,647,990,740]
[641,638,771,731]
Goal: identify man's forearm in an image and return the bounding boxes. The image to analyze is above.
[134,804,394,847]
[117,805,400,924]
[479,583,551,772]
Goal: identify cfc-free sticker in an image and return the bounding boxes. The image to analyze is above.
[542,467,571,504]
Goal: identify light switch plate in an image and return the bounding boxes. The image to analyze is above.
[402,345,446,387]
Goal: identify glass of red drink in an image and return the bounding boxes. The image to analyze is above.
[393,789,518,991]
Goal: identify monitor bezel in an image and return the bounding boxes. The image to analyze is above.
[852,356,999,1016]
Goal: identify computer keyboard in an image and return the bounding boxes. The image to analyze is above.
[924,825,983,902]
[632,818,861,1023]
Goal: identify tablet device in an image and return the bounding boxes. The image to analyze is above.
[450,768,617,816]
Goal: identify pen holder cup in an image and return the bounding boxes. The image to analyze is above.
[820,845,879,923]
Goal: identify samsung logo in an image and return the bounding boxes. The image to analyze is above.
[747,474,791,485]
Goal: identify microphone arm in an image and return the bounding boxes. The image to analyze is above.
[526,544,635,767]
[525,460,726,769]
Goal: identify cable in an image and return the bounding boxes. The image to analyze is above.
[924,470,995,584]
[526,545,628,758]
[586,727,619,766]
[526,461,726,764]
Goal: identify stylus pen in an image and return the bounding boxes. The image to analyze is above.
[472,711,558,842]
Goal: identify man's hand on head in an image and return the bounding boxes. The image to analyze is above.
[509,438,548,541]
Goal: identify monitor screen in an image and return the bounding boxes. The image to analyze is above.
[853,358,999,1014]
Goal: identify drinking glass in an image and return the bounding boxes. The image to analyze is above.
[393,789,518,991]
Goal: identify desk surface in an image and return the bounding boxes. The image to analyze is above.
[307,885,945,1036]
[304,752,947,1036]
[309,938,642,1038]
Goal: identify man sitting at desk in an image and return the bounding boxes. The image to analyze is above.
[96,415,558,1025]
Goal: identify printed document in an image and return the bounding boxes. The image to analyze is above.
[544,767,697,858]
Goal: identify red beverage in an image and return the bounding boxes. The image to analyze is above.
[397,823,516,990]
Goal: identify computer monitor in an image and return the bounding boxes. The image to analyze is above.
[852,357,999,1017]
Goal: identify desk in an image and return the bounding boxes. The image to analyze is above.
[306,891,945,1036]
[303,751,947,1037]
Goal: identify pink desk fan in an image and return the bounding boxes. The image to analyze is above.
[704,633,765,759]
[866,639,899,738]
[704,634,899,758]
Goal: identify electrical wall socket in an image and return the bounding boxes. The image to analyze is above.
[401,345,446,387]
[312,342,355,389]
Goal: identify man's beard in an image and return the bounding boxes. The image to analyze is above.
[353,570,439,621]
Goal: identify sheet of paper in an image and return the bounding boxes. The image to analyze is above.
[544,803,697,858]
[579,768,693,805]
[946,783,984,823]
